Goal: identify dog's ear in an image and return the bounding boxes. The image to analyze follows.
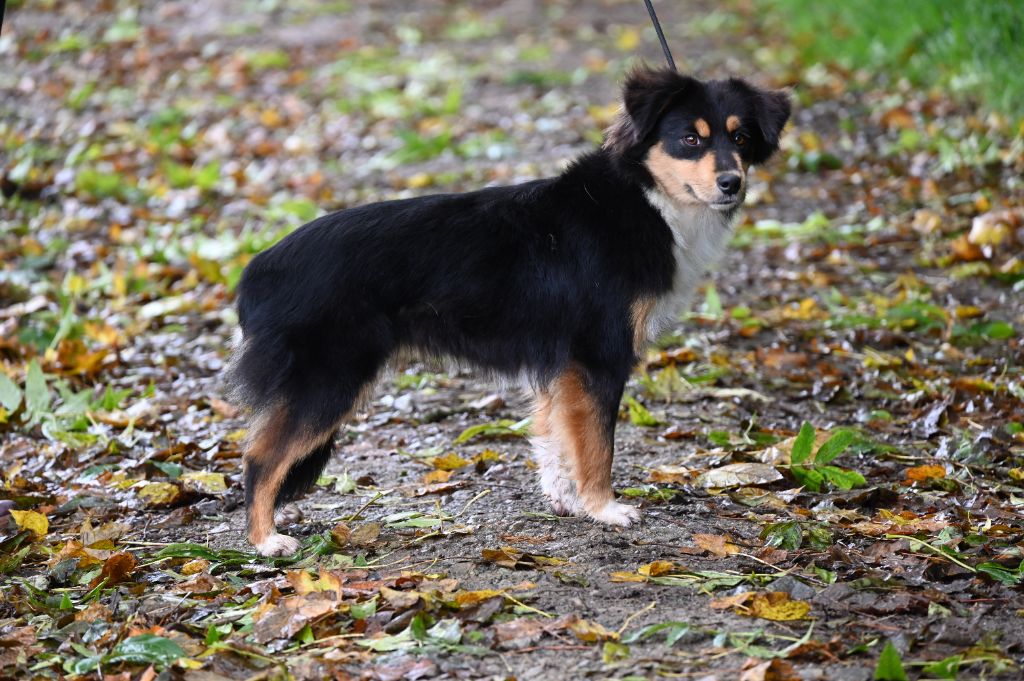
[736,81,791,164]
[753,88,791,153]
[605,66,697,156]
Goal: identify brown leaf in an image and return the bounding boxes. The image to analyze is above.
[88,552,137,588]
[349,522,381,546]
[740,658,801,681]
[481,546,567,570]
[692,533,742,557]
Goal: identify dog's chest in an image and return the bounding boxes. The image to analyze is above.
[644,189,735,338]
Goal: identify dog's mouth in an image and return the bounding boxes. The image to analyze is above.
[709,196,741,211]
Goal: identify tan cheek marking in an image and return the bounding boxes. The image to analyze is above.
[694,118,711,138]
[726,115,741,133]
[645,143,719,203]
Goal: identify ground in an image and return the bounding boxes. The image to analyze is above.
[1,1,1023,680]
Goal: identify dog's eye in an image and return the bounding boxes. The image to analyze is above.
[682,134,700,146]
[733,132,749,147]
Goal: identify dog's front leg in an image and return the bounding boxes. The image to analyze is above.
[542,364,638,527]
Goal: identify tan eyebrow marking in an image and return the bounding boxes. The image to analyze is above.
[726,115,741,133]
[694,118,711,137]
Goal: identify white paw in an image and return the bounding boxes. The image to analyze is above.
[534,436,581,515]
[588,501,640,527]
[255,533,301,557]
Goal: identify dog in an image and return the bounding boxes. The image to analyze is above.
[226,66,790,556]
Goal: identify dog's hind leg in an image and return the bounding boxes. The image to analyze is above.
[546,363,638,527]
[243,407,338,556]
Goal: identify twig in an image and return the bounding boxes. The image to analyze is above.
[345,491,385,522]
[617,599,656,635]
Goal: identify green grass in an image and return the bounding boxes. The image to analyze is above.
[759,0,1024,118]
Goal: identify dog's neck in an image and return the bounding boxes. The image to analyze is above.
[642,185,737,338]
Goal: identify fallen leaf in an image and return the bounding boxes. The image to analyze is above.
[638,560,678,577]
[740,658,801,681]
[136,482,181,507]
[568,617,618,642]
[904,464,946,483]
[695,463,783,488]
[88,552,137,588]
[421,469,453,484]
[481,547,567,570]
[747,592,812,621]
[9,509,48,538]
[180,471,227,495]
[693,533,742,557]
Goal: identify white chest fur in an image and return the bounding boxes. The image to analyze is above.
[644,187,737,339]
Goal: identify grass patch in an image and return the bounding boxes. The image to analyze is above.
[758,0,1024,118]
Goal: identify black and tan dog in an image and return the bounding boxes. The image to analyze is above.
[227,66,790,556]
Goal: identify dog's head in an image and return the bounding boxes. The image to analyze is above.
[605,67,791,211]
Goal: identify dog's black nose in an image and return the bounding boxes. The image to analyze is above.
[717,174,741,196]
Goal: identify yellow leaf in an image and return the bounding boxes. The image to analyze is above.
[181,559,210,576]
[615,28,640,51]
[638,560,677,577]
[136,481,181,507]
[10,510,48,538]
[422,469,453,484]
[180,471,227,495]
[746,592,811,621]
[609,571,647,583]
[429,453,470,471]
[454,589,505,607]
[406,172,433,189]
[569,617,618,642]
[472,449,501,465]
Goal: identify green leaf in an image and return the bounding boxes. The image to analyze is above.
[622,621,690,644]
[791,466,825,492]
[0,373,22,413]
[453,419,528,444]
[921,654,962,679]
[350,597,377,619]
[762,520,802,550]
[874,640,907,681]
[814,428,857,464]
[819,465,866,490]
[625,396,660,427]
[24,361,51,418]
[603,641,630,663]
[971,320,1015,340]
[108,634,185,670]
[791,422,816,465]
[976,561,1023,585]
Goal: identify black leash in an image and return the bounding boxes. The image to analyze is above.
[642,0,676,71]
